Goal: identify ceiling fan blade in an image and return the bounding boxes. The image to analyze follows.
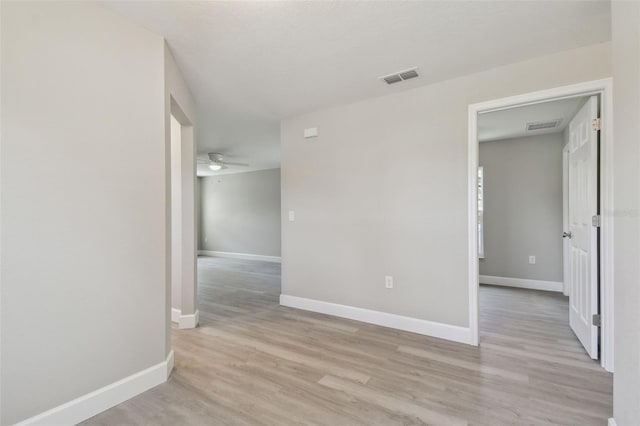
[220,161,249,167]
[196,159,210,164]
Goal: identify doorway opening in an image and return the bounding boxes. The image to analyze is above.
[195,166,282,324]
[467,79,614,372]
[170,98,198,330]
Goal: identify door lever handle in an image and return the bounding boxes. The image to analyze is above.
[563,231,572,239]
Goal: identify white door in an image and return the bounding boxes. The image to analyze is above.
[566,96,599,359]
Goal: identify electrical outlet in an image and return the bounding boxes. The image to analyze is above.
[529,256,536,265]
[288,210,295,222]
[385,276,393,289]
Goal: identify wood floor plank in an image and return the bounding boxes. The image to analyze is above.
[81,257,612,426]
[318,374,468,426]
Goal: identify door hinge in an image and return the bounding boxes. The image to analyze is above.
[592,118,601,131]
[592,314,602,327]
[592,215,601,227]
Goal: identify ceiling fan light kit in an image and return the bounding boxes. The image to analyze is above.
[197,152,250,173]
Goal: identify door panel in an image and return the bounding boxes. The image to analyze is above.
[567,95,599,359]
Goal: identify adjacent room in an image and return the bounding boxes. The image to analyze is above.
[475,96,612,404]
[196,162,282,325]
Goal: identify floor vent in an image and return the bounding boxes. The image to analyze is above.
[526,119,562,131]
[380,67,419,85]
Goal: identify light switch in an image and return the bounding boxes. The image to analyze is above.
[304,127,318,138]
[529,256,536,264]
[288,210,295,222]
[385,276,393,289]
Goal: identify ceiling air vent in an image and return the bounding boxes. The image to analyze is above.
[383,74,402,85]
[380,67,419,85]
[526,119,562,131]
[399,69,419,80]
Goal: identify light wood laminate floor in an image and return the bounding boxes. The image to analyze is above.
[83,257,612,425]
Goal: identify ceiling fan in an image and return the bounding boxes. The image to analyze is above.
[197,153,248,171]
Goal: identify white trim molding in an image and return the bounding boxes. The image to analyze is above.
[165,350,175,379]
[14,351,174,426]
[468,78,614,372]
[479,275,563,292]
[179,309,199,329]
[607,418,617,426]
[198,250,281,263]
[170,307,199,329]
[280,294,472,345]
[171,308,181,323]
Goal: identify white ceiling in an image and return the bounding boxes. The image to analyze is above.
[478,96,589,142]
[103,1,611,175]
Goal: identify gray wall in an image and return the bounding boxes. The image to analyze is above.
[612,1,640,425]
[0,2,168,424]
[479,133,564,282]
[281,42,610,328]
[199,169,281,257]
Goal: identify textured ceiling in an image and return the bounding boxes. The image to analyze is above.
[104,1,611,175]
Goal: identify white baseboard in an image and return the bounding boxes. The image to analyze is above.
[171,308,181,323]
[15,351,174,426]
[607,418,617,426]
[198,250,281,263]
[171,309,199,329]
[479,275,563,292]
[280,294,472,345]
[166,350,174,379]
[180,310,199,329]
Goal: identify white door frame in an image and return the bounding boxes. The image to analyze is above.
[467,78,614,372]
[168,96,199,330]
